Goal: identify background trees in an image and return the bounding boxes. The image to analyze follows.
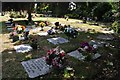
[2,2,120,33]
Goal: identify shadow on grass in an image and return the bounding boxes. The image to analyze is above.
[1,30,120,79]
[0,20,48,34]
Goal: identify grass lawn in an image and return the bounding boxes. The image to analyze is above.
[1,18,120,79]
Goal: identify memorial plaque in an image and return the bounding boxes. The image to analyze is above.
[14,44,32,53]
[47,37,69,45]
[21,57,51,78]
[68,50,85,61]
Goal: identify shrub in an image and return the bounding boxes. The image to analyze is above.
[102,10,116,22]
[112,21,120,33]
[93,3,112,21]
[10,13,26,18]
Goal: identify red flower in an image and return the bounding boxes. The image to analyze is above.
[60,52,65,57]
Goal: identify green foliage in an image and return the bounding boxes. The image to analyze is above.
[102,10,116,22]
[93,2,112,20]
[37,3,50,14]
[10,12,26,18]
[112,21,120,33]
[111,2,120,34]
[85,54,92,61]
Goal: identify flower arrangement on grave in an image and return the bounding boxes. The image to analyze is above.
[22,54,32,61]
[55,22,60,27]
[47,27,56,35]
[80,42,95,52]
[45,46,65,69]
[63,67,75,79]
[12,35,19,42]
[23,28,30,40]
[64,25,78,38]
[44,21,49,26]
[14,25,25,34]
[39,22,45,31]
[10,25,29,42]
[79,41,99,61]
[10,30,23,42]
[9,31,17,39]
[34,22,39,27]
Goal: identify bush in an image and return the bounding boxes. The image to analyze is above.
[102,10,116,22]
[93,3,112,21]
[112,21,120,33]
[10,13,26,18]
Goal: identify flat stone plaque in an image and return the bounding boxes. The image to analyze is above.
[21,57,51,78]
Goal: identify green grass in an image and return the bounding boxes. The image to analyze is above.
[1,18,120,79]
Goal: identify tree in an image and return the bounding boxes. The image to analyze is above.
[92,2,112,21]
[112,2,120,33]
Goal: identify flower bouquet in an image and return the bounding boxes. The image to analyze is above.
[39,22,45,31]
[45,46,65,69]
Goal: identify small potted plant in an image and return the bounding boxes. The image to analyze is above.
[63,67,75,79]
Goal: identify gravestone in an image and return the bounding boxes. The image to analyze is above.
[26,26,32,29]
[47,37,69,45]
[37,32,48,36]
[14,44,32,53]
[7,28,14,31]
[89,40,106,47]
[21,57,51,78]
[97,35,114,40]
[32,27,41,33]
[67,50,85,61]
[92,53,101,60]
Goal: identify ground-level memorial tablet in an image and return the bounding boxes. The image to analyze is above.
[21,57,51,78]
[92,53,101,60]
[14,44,32,53]
[97,35,114,40]
[47,37,69,45]
[37,32,48,36]
[67,50,85,61]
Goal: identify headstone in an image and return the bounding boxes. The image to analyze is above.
[21,57,51,78]
[89,40,106,47]
[14,44,32,53]
[97,35,114,40]
[67,50,85,61]
[47,37,69,45]
[92,53,101,60]
[26,26,32,29]
[37,32,48,36]
[7,25,12,28]
[7,28,14,31]
[76,28,84,32]
[32,27,41,33]
[97,41,106,47]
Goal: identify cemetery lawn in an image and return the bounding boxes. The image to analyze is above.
[1,18,120,79]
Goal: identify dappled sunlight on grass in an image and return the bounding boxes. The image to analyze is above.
[1,18,120,79]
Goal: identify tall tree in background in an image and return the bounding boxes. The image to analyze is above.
[27,3,33,23]
[92,2,112,21]
[112,2,120,33]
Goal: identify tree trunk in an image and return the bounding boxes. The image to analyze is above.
[27,3,33,23]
